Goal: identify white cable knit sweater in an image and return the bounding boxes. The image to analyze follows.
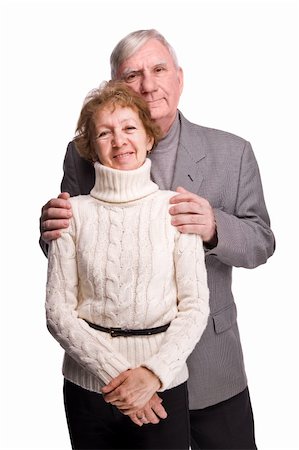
[46,159,210,393]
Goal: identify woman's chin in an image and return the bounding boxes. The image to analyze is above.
[112,158,144,171]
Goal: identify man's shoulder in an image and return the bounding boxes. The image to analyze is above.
[196,124,247,145]
[179,112,249,149]
[65,140,94,166]
[62,140,95,195]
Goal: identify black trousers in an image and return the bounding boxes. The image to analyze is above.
[63,379,190,450]
[190,387,257,450]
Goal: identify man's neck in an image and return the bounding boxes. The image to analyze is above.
[156,111,178,137]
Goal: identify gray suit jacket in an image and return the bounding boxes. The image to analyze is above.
[58,111,275,409]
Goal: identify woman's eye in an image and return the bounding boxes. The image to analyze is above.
[97,130,110,139]
[125,126,136,132]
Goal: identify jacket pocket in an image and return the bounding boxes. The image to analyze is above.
[212,303,237,334]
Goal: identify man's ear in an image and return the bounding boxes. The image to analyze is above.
[178,67,184,95]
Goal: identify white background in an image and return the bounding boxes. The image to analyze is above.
[1,0,299,449]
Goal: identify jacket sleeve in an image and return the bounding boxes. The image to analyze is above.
[142,232,210,390]
[206,141,275,268]
[45,216,132,385]
[61,141,95,195]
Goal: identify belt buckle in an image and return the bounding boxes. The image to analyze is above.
[110,327,124,337]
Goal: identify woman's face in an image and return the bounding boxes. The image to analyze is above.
[93,105,154,170]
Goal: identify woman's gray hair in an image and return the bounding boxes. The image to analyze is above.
[110,29,179,80]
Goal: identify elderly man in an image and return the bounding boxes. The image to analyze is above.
[40,29,275,449]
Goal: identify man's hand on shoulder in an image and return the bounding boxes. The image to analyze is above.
[169,186,218,247]
[40,192,72,243]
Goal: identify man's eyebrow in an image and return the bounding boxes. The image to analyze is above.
[154,60,167,67]
[120,61,168,77]
[120,68,141,77]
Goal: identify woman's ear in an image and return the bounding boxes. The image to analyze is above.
[146,136,155,153]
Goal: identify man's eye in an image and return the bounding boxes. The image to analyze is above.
[124,72,138,83]
[155,66,166,73]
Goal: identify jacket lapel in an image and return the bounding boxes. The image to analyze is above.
[171,111,206,194]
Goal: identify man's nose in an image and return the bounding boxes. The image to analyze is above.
[140,73,157,93]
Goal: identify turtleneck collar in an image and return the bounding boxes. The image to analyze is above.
[90,158,159,203]
[154,111,180,153]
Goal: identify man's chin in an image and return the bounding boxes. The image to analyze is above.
[148,108,164,121]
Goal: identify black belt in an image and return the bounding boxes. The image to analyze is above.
[84,320,170,337]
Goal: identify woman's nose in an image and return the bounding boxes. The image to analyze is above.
[112,131,126,148]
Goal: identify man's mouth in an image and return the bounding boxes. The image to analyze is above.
[147,98,163,104]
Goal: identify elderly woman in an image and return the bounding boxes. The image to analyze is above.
[45,80,209,450]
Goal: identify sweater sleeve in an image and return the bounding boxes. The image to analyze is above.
[45,216,132,385]
[142,232,210,390]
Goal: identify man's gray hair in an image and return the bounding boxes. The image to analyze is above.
[110,29,179,80]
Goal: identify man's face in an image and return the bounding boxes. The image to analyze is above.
[116,39,183,136]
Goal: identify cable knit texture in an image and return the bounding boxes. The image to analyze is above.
[46,159,210,393]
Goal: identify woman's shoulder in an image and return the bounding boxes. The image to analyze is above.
[149,190,178,213]
[69,194,96,208]
[155,189,178,201]
[68,194,98,220]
